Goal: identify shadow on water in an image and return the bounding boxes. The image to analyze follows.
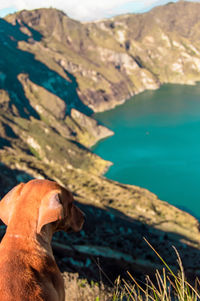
[0,19,92,119]
[0,167,200,285]
[176,204,200,221]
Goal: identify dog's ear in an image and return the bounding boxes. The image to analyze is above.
[70,205,85,232]
[37,193,64,234]
[0,183,25,225]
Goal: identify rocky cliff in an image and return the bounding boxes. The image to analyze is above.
[1,2,200,282]
[5,1,200,112]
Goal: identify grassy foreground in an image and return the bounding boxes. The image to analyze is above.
[63,239,200,301]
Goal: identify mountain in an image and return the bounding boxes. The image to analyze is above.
[5,1,200,113]
[1,1,200,283]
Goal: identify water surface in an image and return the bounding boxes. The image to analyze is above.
[93,84,200,218]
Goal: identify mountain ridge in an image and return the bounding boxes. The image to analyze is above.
[5,1,200,112]
[1,2,200,281]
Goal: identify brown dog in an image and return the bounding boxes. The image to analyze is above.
[0,179,84,301]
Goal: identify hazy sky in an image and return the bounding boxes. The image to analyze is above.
[0,0,199,21]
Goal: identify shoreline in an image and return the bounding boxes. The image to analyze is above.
[91,81,200,218]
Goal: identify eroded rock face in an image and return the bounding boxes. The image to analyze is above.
[1,2,200,283]
[5,2,200,112]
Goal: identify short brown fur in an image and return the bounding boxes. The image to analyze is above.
[0,179,84,301]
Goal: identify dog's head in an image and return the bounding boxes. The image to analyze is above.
[0,179,84,234]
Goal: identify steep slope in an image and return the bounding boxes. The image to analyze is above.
[1,2,200,281]
[5,1,200,113]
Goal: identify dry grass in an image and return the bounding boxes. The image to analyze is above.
[63,239,200,301]
[115,239,200,301]
[63,272,113,301]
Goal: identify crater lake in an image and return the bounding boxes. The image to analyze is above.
[93,84,200,218]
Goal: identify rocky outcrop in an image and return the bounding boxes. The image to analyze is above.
[5,2,200,113]
[70,109,113,147]
[1,2,200,283]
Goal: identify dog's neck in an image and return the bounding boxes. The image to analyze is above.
[4,223,55,258]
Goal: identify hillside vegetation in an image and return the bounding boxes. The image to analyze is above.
[0,1,200,283]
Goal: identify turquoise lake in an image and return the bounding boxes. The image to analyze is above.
[93,84,200,218]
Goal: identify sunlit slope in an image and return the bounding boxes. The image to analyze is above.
[0,2,200,277]
[5,1,200,113]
